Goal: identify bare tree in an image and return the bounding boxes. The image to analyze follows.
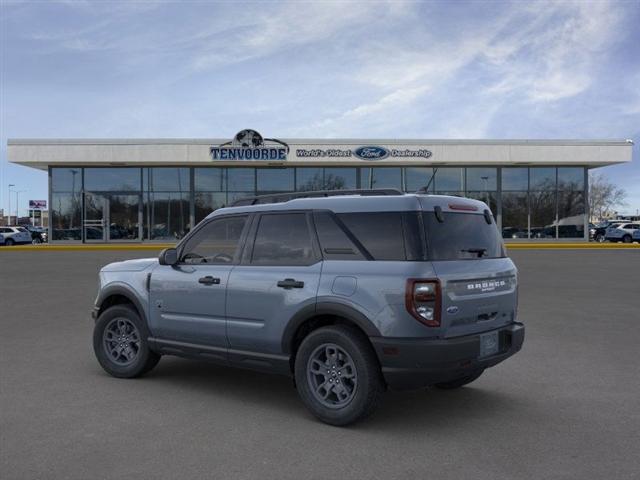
[589,172,627,221]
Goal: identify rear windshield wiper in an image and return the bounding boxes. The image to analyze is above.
[460,248,487,258]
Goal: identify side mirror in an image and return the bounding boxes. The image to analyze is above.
[158,247,178,266]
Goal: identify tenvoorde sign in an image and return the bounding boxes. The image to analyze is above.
[211,129,289,160]
[211,132,433,162]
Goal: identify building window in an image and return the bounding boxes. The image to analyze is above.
[404,167,434,192]
[501,168,528,191]
[227,168,255,191]
[501,192,528,239]
[466,168,497,191]
[144,168,190,240]
[324,168,357,190]
[256,168,294,194]
[435,168,464,193]
[84,168,141,191]
[51,192,82,240]
[296,168,324,191]
[360,168,402,190]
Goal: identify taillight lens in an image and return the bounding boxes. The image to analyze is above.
[405,279,441,327]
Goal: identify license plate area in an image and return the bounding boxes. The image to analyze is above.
[479,331,499,358]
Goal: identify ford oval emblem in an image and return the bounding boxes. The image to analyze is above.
[446,306,459,315]
[354,145,389,160]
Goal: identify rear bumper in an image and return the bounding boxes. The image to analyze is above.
[371,323,525,391]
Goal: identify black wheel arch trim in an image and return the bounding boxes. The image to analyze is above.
[94,284,147,323]
[281,301,381,354]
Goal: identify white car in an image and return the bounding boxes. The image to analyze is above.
[0,226,32,246]
[605,223,640,243]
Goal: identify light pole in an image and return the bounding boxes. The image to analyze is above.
[8,184,15,225]
[15,190,26,224]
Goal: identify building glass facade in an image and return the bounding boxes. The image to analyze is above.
[48,165,588,242]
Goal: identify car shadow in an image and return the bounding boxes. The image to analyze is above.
[130,357,524,430]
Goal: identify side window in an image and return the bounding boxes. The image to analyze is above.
[180,215,247,264]
[251,213,316,265]
[313,211,365,260]
[336,212,406,261]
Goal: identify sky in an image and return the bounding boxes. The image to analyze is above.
[1,0,639,217]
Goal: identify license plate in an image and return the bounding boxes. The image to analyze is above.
[480,331,499,358]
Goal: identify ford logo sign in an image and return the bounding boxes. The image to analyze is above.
[446,306,459,315]
[354,146,389,160]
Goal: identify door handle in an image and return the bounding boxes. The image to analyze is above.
[277,278,304,289]
[198,276,221,285]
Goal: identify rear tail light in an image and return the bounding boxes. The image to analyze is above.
[406,279,441,327]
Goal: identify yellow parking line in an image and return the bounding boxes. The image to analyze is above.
[0,244,175,251]
[1,242,638,251]
[506,243,640,249]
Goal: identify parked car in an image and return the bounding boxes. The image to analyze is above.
[0,226,33,246]
[591,220,626,242]
[20,225,48,244]
[91,190,524,426]
[0,232,4,245]
[632,229,640,243]
[605,223,640,243]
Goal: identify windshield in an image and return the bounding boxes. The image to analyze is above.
[423,212,505,260]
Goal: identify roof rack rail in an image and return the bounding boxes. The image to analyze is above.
[230,189,404,207]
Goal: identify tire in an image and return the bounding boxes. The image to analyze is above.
[32,237,42,245]
[595,233,605,243]
[93,304,160,378]
[434,369,484,389]
[622,235,632,243]
[5,238,14,246]
[294,325,384,426]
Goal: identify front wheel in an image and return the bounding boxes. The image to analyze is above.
[294,325,384,426]
[434,369,484,389]
[93,304,160,378]
[622,235,632,243]
[5,238,14,246]
[32,237,42,244]
[595,233,605,243]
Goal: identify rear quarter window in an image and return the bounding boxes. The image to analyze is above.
[336,212,407,261]
[423,211,505,260]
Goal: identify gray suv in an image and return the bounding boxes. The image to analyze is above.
[92,190,524,425]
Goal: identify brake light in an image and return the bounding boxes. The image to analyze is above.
[405,279,441,327]
[448,203,478,211]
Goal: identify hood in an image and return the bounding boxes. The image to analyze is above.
[101,257,158,272]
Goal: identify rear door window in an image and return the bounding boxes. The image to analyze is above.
[251,213,318,265]
[423,212,505,260]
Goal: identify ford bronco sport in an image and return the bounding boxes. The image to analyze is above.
[92,189,524,425]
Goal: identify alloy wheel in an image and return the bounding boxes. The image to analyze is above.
[307,343,358,409]
[103,317,141,366]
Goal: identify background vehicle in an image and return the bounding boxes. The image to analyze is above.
[605,223,640,243]
[632,229,640,243]
[591,220,626,242]
[0,226,32,246]
[91,190,524,426]
[20,225,48,244]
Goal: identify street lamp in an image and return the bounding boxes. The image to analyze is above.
[8,184,15,225]
[15,190,27,224]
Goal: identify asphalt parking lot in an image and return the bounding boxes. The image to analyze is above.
[1,249,639,480]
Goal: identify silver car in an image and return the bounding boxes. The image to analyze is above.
[0,226,32,246]
[91,190,525,425]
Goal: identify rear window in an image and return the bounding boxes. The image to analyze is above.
[423,212,505,260]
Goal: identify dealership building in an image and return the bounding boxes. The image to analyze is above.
[7,131,633,243]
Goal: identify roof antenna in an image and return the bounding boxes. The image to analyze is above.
[417,167,438,194]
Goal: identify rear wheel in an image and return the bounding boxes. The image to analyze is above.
[434,369,484,389]
[5,238,14,246]
[294,325,384,426]
[93,304,160,378]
